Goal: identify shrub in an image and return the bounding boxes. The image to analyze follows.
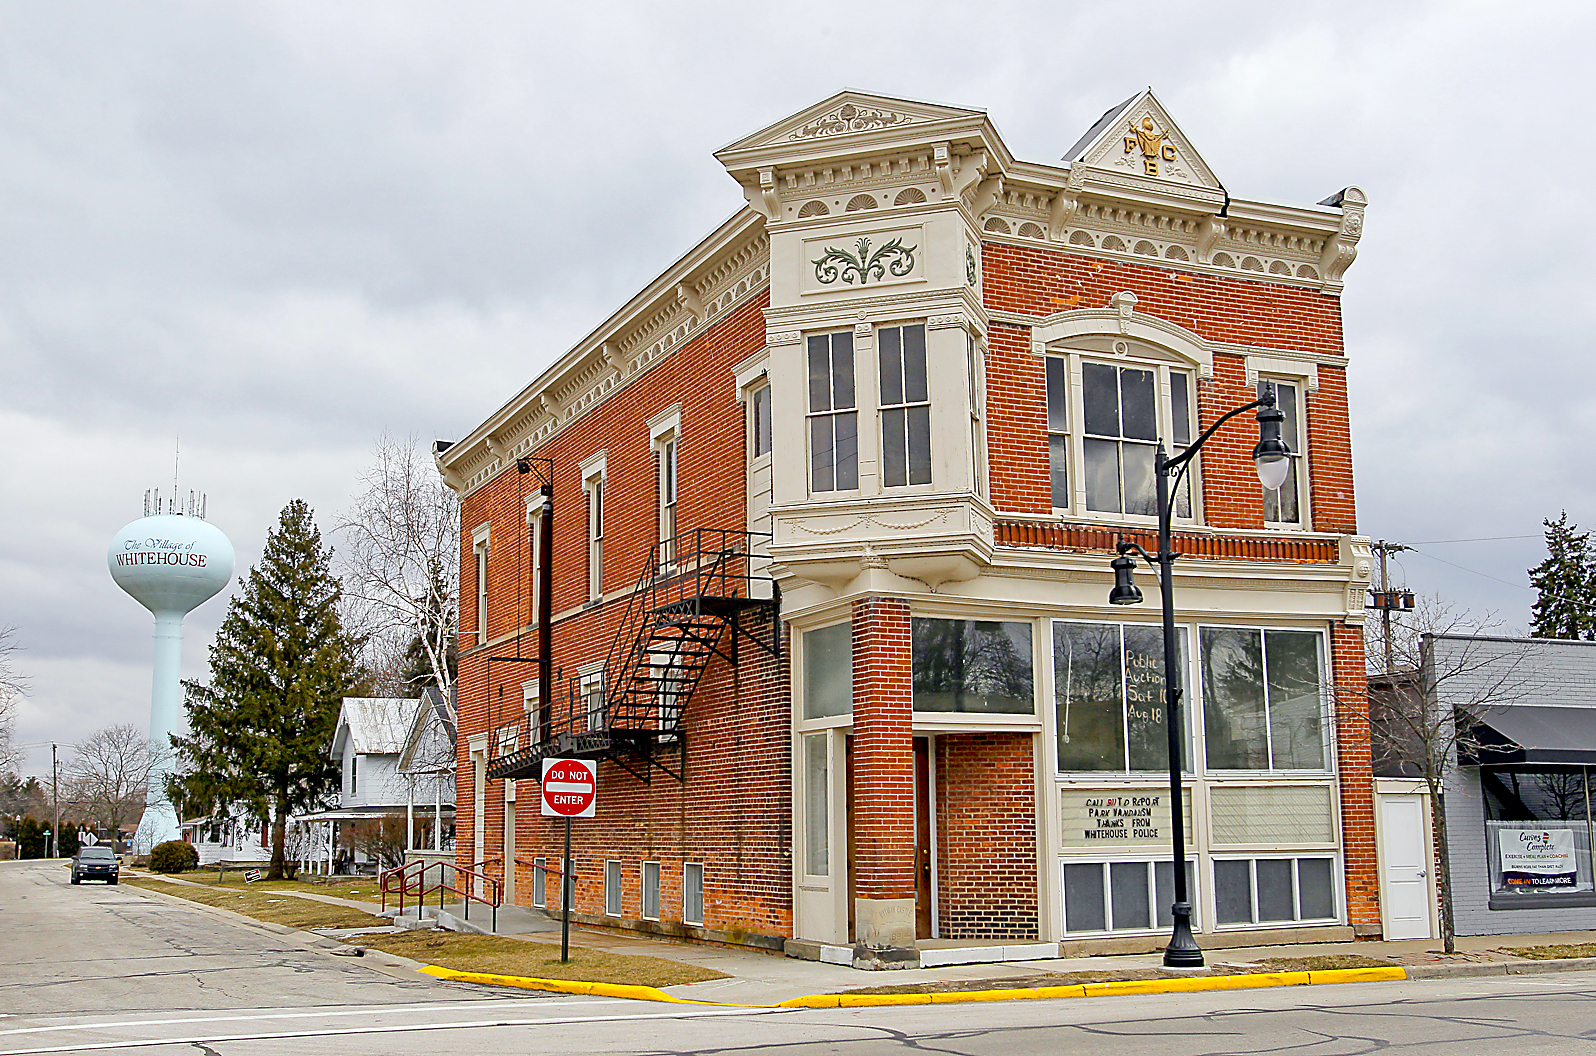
[149,839,199,873]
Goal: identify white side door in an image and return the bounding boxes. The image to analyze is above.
[1378,794,1433,940]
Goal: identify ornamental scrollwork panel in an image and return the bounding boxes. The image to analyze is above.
[811,236,917,286]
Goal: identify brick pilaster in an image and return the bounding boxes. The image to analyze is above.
[850,597,916,904]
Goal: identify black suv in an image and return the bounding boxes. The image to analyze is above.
[71,845,119,885]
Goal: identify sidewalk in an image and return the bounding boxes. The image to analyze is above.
[410,903,1596,1006]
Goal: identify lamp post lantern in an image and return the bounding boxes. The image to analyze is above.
[1107,382,1291,968]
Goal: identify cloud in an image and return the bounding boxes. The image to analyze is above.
[2,0,1592,774]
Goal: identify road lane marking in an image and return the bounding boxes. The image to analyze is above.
[0,998,627,1038]
[0,1006,785,1055]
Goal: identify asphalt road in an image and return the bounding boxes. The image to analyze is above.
[5,859,1596,1055]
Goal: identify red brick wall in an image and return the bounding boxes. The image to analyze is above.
[1331,621,1381,934]
[979,242,1357,536]
[850,597,915,903]
[455,293,796,941]
[935,733,1039,940]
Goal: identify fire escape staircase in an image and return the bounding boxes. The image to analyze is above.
[488,529,778,785]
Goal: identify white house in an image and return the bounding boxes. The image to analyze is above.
[398,687,457,855]
[294,697,421,874]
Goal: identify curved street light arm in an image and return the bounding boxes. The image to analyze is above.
[1164,391,1274,500]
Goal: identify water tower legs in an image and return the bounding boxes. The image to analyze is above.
[137,611,185,849]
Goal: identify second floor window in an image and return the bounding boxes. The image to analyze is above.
[473,533,489,644]
[750,384,771,458]
[807,331,857,492]
[1262,380,1304,526]
[1081,360,1194,518]
[878,323,931,487]
[586,475,604,601]
[1046,356,1070,509]
[658,434,677,563]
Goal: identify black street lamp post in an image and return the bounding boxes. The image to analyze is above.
[1107,383,1291,968]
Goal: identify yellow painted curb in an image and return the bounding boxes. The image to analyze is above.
[419,962,1409,1009]
[777,967,1408,1008]
[418,965,730,1004]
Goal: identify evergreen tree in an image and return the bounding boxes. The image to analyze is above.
[1530,512,1596,640]
[172,499,369,878]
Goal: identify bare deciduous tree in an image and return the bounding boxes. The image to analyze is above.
[1365,597,1539,952]
[339,435,459,703]
[0,628,27,778]
[66,724,151,838]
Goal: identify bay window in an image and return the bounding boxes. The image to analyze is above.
[807,331,857,492]
[878,323,931,487]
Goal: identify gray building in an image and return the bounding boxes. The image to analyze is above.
[1426,634,1596,936]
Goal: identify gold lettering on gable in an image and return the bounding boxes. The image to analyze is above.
[1123,116,1179,177]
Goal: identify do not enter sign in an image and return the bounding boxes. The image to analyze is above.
[541,758,597,818]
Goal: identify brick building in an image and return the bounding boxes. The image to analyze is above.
[434,90,1379,965]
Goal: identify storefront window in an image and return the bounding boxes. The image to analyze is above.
[1200,628,1326,771]
[803,622,852,719]
[1483,766,1596,905]
[1054,621,1189,772]
[911,618,1034,714]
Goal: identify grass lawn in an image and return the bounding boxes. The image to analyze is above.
[352,931,729,987]
[1254,955,1398,971]
[1500,944,1596,959]
[159,871,392,905]
[122,874,382,930]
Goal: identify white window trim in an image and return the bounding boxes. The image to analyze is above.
[1193,623,1334,777]
[805,328,862,496]
[650,407,682,559]
[581,454,606,603]
[532,857,547,909]
[735,352,773,464]
[641,860,661,921]
[683,861,705,926]
[524,493,545,622]
[1258,374,1312,530]
[1209,853,1341,929]
[471,523,491,645]
[579,661,605,733]
[876,321,933,491]
[1059,857,1201,937]
[604,859,623,917]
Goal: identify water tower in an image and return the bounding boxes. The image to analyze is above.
[108,484,234,850]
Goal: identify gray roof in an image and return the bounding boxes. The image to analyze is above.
[1061,92,1139,163]
[332,697,421,757]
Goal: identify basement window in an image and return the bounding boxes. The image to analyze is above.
[684,862,704,926]
[642,861,661,921]
[605,860,622,917]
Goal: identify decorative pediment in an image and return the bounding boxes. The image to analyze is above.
[718,91,984,156]
[1063,90,1224,201]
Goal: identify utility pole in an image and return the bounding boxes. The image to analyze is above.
[51,743,60,860]
[1370,540,1413,675]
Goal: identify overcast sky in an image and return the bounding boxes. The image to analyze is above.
[3,1,1591,781]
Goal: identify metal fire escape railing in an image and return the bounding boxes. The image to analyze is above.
[487,528,779,784]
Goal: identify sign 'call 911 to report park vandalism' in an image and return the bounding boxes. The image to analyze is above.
[1060,788,1193,849]
[1499,827,1579,892]
[541,758,597,818]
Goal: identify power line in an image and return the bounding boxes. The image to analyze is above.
[1406,547,1533,591]
[1407,535,1539,545]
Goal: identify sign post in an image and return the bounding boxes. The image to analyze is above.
[541,758,597,963]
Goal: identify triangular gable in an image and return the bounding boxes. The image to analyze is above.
[1064,89,1224,198]
[717,90,984,156]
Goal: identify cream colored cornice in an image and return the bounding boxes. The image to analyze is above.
[440,208,771,497]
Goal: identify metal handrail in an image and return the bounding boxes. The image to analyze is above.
[380,858,501,932]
